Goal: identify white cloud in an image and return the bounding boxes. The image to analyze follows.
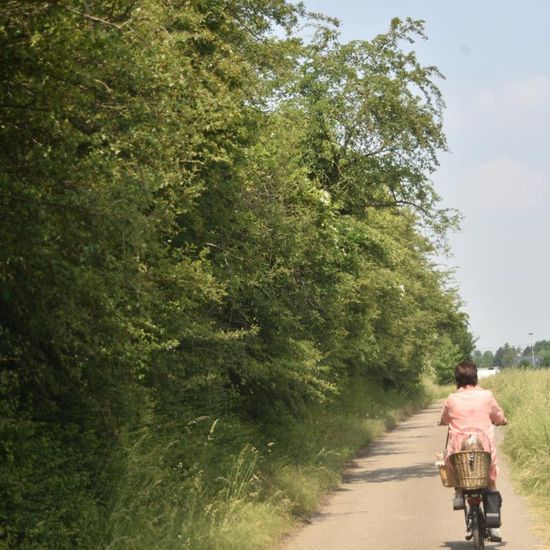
[462,157,550,211]
[472,75,550,112]
[443,76,550,159]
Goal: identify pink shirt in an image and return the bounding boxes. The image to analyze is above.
[440,385,505,480]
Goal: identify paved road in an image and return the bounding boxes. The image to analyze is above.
[282,401,545,550]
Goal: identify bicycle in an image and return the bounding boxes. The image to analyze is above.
[437,423,506,549]
[460,486,501,550]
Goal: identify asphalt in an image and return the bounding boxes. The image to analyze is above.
[281,401,545,550]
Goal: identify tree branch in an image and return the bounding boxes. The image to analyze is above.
[59,5,126,31]
[364,196,435,221]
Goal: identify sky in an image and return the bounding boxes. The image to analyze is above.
[303,0,550,352]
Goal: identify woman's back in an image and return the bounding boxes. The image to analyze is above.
[441,385,504,444]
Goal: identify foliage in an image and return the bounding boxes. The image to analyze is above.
[0,2,472,547]
[522,339,550,367]
[432,335,462,385]
[493,342,520,368]
[473,349,495,369]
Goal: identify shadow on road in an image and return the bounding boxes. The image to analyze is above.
[355,439,409,458]
[440,541,507,549]
[346,462,438,483]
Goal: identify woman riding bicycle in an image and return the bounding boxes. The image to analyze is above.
[439,360,507,541]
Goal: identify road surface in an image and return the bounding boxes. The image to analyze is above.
[282,401,545,550]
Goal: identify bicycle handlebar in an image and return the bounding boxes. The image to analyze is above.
[436,419,508,426]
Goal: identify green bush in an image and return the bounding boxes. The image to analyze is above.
[0,421,101,549]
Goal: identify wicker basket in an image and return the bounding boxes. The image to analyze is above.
[438,463,455,488]
[450,450,491,489]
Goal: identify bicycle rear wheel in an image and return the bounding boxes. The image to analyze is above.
[471,507,485,550]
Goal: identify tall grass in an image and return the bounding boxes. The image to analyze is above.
[104,378,433,549]
[482,369,550,541]
[424,376,455,400]
[105,426,290,550]
[267,379,431,518]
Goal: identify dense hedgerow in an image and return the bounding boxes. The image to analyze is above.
[1,2,471,546]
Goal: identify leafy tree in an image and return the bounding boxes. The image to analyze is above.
[432,335,463,385]
[494,343,520,368]
[522,340,550,367]
[295,17,457,233]
[0,3,473,545]
[539,349,550,367]
[482,350,496,368]
[473,350,495,368]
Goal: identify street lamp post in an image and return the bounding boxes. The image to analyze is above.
[528,332,535,367]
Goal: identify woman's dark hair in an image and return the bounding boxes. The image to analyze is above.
[455,360,478,388]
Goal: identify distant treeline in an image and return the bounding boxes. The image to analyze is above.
[0,2,472,547]
[474,340,550,369]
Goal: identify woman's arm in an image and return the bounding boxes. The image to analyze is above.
[489,393,506,425]
[439,399,451,425]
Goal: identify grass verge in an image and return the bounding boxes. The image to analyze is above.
[482,369,550,544]
[105,378,434,549]
[424,376,455,400]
